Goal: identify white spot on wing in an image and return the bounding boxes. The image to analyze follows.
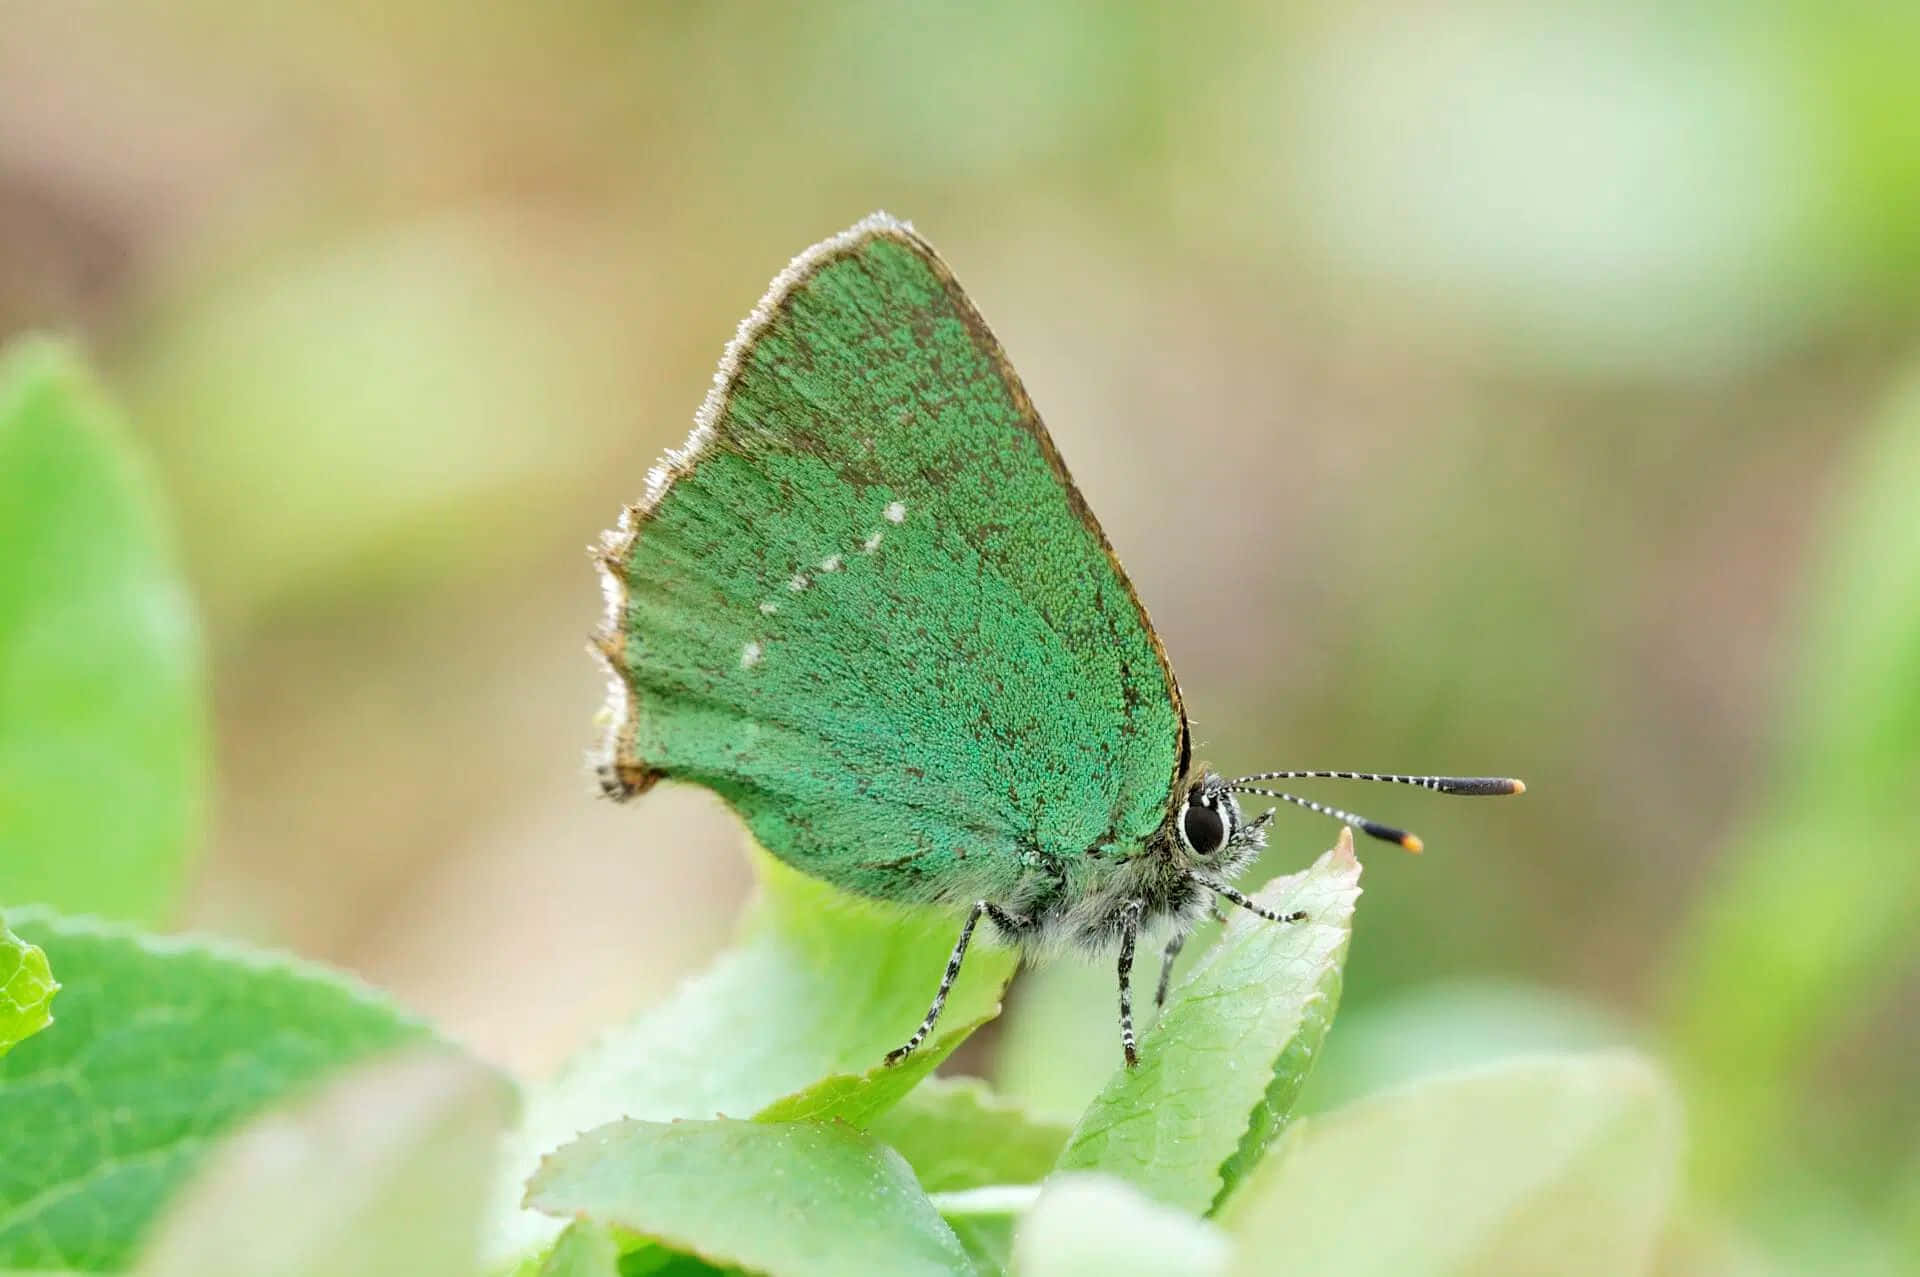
[587,211,918,786]
[741,641,763,668]
[759,600,779,615]
[884,501,907,524]
[789,573,810,592]
[819,554,842,572]
[861,531,884,553]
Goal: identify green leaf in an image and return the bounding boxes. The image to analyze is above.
[1218,1052,1682,1277]
[0,337,205,923]
[1294,981,1630,1116]
[533,1222,622,1277]
[123,213,636,616]
[134,1048,513,1277]
[1012,1174,1231,1277]
[990,961,1120,1123]
[614,1248,739,1277]
[1666,368,1920,1199]
[932,1207,1017,1276]
[493,849,1014,1261]
[868,1076,1069,1194]
[867,1079,1072,1275]
[0,911,429,1271]
[0,916,57,1056]
[1053,833,1361,1216]
[752,1013,993,1128]
[524,1118,973,1277]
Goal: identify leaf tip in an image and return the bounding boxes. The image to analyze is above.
[1323,827,1363,885]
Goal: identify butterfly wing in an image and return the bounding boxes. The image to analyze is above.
[596,214,1186,910]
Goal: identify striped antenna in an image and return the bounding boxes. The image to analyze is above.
[1227,771,1525,796]
[1226,771,1525,855]
[1225,784,1428,854]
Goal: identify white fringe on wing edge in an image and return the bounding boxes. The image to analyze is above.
[589,211,917,792]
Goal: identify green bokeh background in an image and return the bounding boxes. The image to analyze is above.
[4,2,1917,1269]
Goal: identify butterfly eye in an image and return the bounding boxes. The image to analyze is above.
[1178,795,1228,858]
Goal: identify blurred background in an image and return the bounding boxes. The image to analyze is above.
[4,2,1917,1270]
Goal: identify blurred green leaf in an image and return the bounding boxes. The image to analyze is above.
[0,915,57,1056]
[1666,369,1920,1197]
[1895,1150,1920,1272]
[868,1077,1069,1194]
[535,1222,621,1277]
[123,213,637,617]
[524,1118,973,1277]
[134,1048,513,1277]
[1296,981,1631,1116]
[1011,1174,1231,1277]
[753,1013,994,1128]
[1219,1053,1682,1277]
[990,960,1119,1124]
[493,849,1013,1262]
[0,337,204,922]
[928,1197,1019,1276]
[615,1247,739,1277]
[1789,7,1920,294]
[0,911,429,1271]
[1053,833,1360,1216]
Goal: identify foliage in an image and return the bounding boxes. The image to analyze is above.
[0,914,57,1057]
[1219,1054,1681,1277]
[0,911,431,1269]
[133,1049,515,1277]
[0,335,1687,1273]
[0,338,204,923]
[1665,366,1920,1239]
[1054,837,1359,1214]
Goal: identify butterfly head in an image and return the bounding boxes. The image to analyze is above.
[1172,770,1269,881]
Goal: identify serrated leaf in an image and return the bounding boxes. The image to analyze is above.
[0,337,205,923]
[0,916,57,1056]
[493,848,1013,1261]
[525,1118,973,1277]
[134,1048,513,1277]
[1053,833,1360,1216]
[1012,1173,1231,1277]
[868,1077,1069,1194]
[0,911,429,1271]
[1219,1052,1682,1277]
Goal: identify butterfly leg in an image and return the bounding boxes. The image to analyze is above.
[1197,875,1308,925]
[1117,899,1145,1067]
[1154,932,1185,1009]
[885,900,989,1067]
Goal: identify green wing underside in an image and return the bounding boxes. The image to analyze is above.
[605,224,1183,910]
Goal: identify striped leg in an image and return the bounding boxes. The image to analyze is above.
[1194,874,1308,925]
[885,900,987,1066]
[1155,932,1186,1009]
[1117,900,1145,1067]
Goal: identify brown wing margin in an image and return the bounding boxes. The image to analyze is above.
[590,213,1192,801]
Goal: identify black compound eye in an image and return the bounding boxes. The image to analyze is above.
[1180,798,1227,857]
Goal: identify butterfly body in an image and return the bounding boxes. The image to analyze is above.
[595,214,1520,1064]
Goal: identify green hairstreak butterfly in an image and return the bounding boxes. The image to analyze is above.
[593,214,1523,1066]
